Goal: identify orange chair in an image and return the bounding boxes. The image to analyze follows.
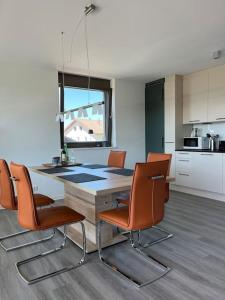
[117,153,173,248]
[0,159,54,252]
[108,150,126,168]
[118,152,172,205]
[10,162,86,284]
[97,161,171,287]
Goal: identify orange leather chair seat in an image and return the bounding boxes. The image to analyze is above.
[33,194,54,207]
[12,194,54,209]
[98,206,129,229]
[118,198,130,206]
[36,206,85,231]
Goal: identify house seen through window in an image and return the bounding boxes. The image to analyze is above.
[64,87,105,143]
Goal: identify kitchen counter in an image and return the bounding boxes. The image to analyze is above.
[176,149,225,153]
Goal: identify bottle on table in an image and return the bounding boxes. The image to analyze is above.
[61,144,68,164]
[64,143,69,162]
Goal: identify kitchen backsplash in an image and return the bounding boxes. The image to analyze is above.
[193,123,225,140]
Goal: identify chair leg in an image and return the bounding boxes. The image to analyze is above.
[15,222,86,285]
[137,226,173,248]
[97,221,171,288]
[0,228,56,252]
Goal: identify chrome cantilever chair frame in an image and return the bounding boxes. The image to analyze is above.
[137,226,173,248]
[15,221,86,285]
[118,225,173,248]
[0,226,56,252]
[98,173,171,288]
[117,202,173,248]
[97,220,171,288]
[0,176,55,252]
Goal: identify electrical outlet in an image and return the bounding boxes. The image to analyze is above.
[33,185,38,192]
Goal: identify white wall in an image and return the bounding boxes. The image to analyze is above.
[0,63,145,199]
[112,79,146,167]
[0,63,64,199]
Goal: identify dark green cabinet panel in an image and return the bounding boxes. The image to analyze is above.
[145,79,165,157]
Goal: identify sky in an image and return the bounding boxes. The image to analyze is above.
[64,87,104,111]
[64,87,104,126]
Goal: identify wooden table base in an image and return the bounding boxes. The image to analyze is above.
[64,185,129,253]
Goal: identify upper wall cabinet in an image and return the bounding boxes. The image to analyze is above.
[208,64,225,122]
[183,70,208,124]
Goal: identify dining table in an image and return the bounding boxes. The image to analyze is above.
[30,163,174,253]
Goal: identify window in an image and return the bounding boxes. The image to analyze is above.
[59,73,112,148]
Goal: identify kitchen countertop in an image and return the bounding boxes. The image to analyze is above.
[176,149,225,153]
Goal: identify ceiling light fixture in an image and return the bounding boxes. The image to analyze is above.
[84,4,96,16]
[56,3,99,122]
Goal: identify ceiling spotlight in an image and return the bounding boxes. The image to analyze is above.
[84,4,96,16]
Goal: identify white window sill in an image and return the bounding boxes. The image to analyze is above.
[69,146,117,151]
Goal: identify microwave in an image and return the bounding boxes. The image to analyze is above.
[183,137,210,149]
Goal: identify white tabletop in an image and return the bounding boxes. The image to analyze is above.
[30,164,174,196]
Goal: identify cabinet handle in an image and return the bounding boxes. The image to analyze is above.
[178,152,189,155]
[216,117,225,120]
[178,159,190,162]
[200,153,213,156]
[178,173,190,176]
[188,120,200,123]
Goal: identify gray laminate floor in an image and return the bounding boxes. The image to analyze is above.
[1,191,225,300]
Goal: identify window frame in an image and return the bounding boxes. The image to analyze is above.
[59,72,112,149]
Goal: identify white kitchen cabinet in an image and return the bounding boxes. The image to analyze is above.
[183,70,208,124]
[208,64,225,122]
[175,152,193,187]
[192,152,222,193]
[176,156,192,174]
[176,152,223,193]
[176,171,193,188]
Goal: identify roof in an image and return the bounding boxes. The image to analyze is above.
[65,118,104,135]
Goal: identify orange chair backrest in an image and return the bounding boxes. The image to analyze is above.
[108,150,126,168]
[147,152,172,176]
[10,162,39,230]
[0,159,17,210]
[128,160,169,231]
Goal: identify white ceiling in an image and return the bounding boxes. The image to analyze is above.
[1,0,225,82]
